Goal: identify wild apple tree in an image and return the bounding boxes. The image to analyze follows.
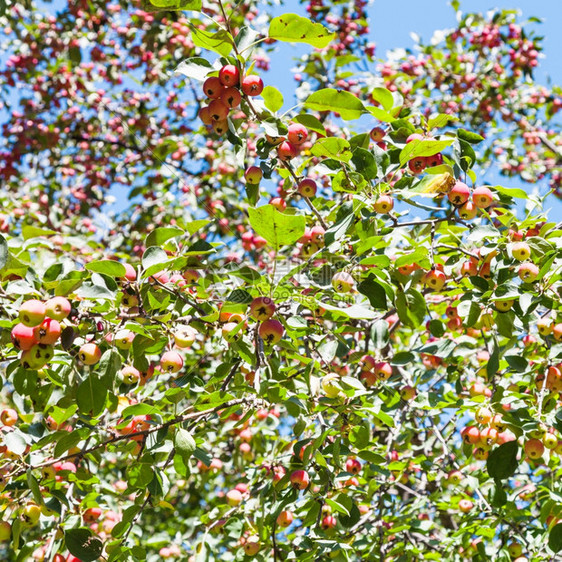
[0,0,561,560]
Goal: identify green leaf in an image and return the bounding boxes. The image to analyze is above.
[395,248,430,269]
[339,500,361,528]
[76,375,107,417]
[366,106,396,122]
[185,219,210,235]
[248,205,306,248]
[349,422,370,449]
[235,25,260,54]
[293,114,326,136]
[357,450,385,464]
[370,319,389,349]
[416,338,456,358]
[455,138,476,171]
[399,139,454,165]
[174,427,196,461]
[370,87,394,111]
[487,441,518,480]
[268,13,335,48]
[457,128,484,144]
[351,148,377,180]
[22,225,56,240]
[324,211,354,246]
[428,319,445,337]
[395,289,426,328]
[261,86,283,113]
[0,235,7,270]
[98,349,120,388]
[145,227,184,248]
[142,246,168,272]
[316,302,377,319]
[487,340,500,378]
[27,470,44,506]
[4,430,27,455]
[325,497,350,517]
[175,57,214,81]
[54,431,82,458]
[122,404,161,418]
[85,260,126,278]
[391,351,415,365]
[190,26,233,56]
[193,447,213,468]
[304,88,366,121]
[493,185,528,199]
[427,114,458,130]
[332,170,365,192]
[491,480,507,507]
[549,523,562,553]
[357,276,387,309]
[245,182,260,206]
[65,528,104,562]
[505,354,528,372]
[310,138,352,163]
[126,459,154,488]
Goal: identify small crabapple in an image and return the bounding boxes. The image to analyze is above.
[11,323,37,350]
[78,343,102,365]
[202,76,223,99]
[448,182,470,206]
[331,271,355,293]
[369,127,385,142]
[373,194,394,214]
[290,469,310,490]
[458,201,478,220]
[218,64,239,87]
[19,300,46,328]
[287,123,308,145]
[423,269,446,291]
[249,297,276,321]
[277,140,298,161]
[298,178,317,198]
[45,296,72,321]
[258,319,284,345]
[160,350,184,373]
[241,75,264,96]
[244,166,263,184]
[518,263,539,283]
[472,186,494,208]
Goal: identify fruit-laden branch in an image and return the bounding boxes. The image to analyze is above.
[10,398,248,479]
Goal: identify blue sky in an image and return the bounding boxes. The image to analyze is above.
[371,0,562,85]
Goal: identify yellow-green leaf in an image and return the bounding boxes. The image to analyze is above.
[269,13,335,48]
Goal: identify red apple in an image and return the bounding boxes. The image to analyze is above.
[290,469,310,490]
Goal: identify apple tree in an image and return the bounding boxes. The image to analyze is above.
[0,0,561,560]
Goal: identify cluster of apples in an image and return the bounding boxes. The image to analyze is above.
[507,240,545,285]
[219,296,285,346]
[249,296,284,345]
[371,128,443,174]
[461,409,513,461]
[394,259,450,292]
[447,181,495,219]
[404,133,445,174]
[461,405,562,463]
[11,297,71,370]
[198,64,264,135]
[298,224,325,257]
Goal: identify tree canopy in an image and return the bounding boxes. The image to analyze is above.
[0,0,561,560]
